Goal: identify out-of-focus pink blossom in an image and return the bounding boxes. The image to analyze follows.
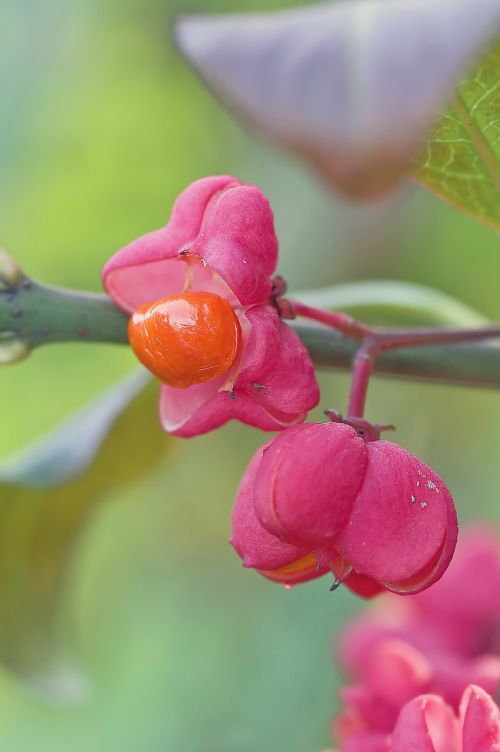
[103,175,319,437]
[335,527,500,740]
[335,685,500,752]
[231,421,457,596]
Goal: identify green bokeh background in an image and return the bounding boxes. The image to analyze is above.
[1,1,500,750]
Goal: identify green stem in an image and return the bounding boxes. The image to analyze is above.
[2,275,500,391]
[297,324,500,389]
[0,278,129,347]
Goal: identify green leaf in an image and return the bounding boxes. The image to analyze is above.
[414,43,500,229]
[296,280,488,327]
[0,373,168,677]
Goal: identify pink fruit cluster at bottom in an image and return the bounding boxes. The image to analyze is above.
[231,421,457,596]
[331,527,500,751]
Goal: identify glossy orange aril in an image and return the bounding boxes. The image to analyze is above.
[128,291,242,389]
[259,552,318,585]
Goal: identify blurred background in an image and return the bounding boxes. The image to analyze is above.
[0,0,499,750]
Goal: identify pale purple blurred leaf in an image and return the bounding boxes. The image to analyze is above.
[175,0,500,200]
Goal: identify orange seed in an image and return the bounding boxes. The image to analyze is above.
[128,291,242,389]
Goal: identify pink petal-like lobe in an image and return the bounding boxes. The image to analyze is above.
[344,572,386,599]
[231,447,313,571]
[238,306,320,420]
[335,441,457,592]
[103,175,278,310]
[103,175,236,311]
[392,694,460,752]
[191,183,278,305]
[252,422,366,545]
[460,685,500,752]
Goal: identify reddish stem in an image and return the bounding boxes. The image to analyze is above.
[347,340,377,418]
[287,300,370,339]
[289,299,500,419]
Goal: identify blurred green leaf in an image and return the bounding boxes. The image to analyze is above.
[296,280,488,327]
[414,43,500,230]
[0,374,168,675]
[0,371,150,488]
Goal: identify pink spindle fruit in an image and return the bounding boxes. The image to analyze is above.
[103,176,319,437]
[231,421,457,597]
